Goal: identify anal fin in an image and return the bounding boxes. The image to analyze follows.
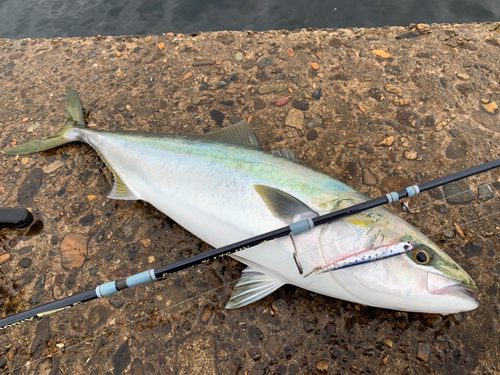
[226,265,286,309]
[108,172,141,200]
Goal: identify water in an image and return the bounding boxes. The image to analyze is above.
[0,0,499,39]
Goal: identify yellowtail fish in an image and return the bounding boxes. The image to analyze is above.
[3,87,478,314]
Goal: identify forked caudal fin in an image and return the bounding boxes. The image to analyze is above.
[2,86,87,155]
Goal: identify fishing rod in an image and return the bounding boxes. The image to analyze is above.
[1,158,500,329]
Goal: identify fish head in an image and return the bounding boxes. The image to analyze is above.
[325,232,478,314]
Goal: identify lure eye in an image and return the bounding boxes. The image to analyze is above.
[403,244,411,251]
[414,249,431,265]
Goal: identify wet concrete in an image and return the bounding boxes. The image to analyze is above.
[0,23,500,374]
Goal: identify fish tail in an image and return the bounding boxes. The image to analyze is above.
[2,86,87,155]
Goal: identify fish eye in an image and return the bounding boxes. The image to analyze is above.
[414,249,431,265]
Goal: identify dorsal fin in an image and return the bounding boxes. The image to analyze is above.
[271,148,299,163]
[204,121,262,148]
[254,185,318,224]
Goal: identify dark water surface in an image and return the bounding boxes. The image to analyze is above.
[0,0,499,39]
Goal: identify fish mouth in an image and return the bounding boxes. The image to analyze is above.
[427,272,479,302]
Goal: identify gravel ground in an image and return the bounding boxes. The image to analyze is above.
[0,23,500,374]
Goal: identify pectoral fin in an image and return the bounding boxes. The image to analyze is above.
[226,266,286,309]
[254,185,318,224]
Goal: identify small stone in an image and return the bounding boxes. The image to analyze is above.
[0,358,6,368]
[257,83,286,95]
[307,129,318,141]
[89,268,98,275]
[443,181,475,205]
[113,341,132,375]
[183,72,192,81]
[271,96,292,107]
[312,88,322,99]
[27,122,41,133]
[157,42,165,50]
[220,100,235,107]
[242,59,255,70]
[200,305,213,324]
[307,118,322,129]
[43,160,65,174]
[481,100,498,114]
[382,356,389,365]
[254,98,266,109]
[235,52,243,61]
[210,110,225,127]
[286,48,295,58]
[285,109,304,129]
[192,59,216,67]
[109,295,125,309]
[478,184,495,201]
[79,213,95,227]
[416,23,431,33]
[385,84,403,97]
[310,62,319,70]
[218,79,229,89]
[316,361,328,371]
[396,110,421,128]
[425,115,436,127]
[372,50,391,58]
[144,36,151,42]
[385,339,393,348]
[148,255,155,263]
[230,116,242,124]
[18,257,32,268]
[292,99,309,111]
[394,99,410,106]
[395,31,421,39]
[404,150,418,160]
[60,233,89,270]
[289,73,309,87]
[265,336,281,356]
[141,239,151,247]
[462,242,483,257]
[445,138,467,159]
[378,136,394,146]
[449,129,458,137]
[456,73,470,80]
[417,342,430,362]
[0,254,10,265]
[216,34,235,45]
[362,167,377,186]
[257,57,273,69]
[30,316,51,359]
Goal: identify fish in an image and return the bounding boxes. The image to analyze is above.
[3,87,479,314]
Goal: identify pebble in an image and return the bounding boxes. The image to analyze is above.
[385,84,403,97]
[109,295,125,309]
[30,316,51,359]
[481,99,498,114]
[27,122,41,132]
[210,110,225,127]
[230,115,242,124]
[89,267,98,275]
[79,213,95,226]
[417,342,430,361]
[307,129,318,141]
[192,59,216,67]
[306,117,322,129]
[286,48,295,58]
[425,114,435,127]
[404,150,418,160]
[362,167,377,186]
[88,52,97,58]
[316,361,328,371]
[242,59,255,70]
[435,115,457,131]
[216,34,235,45]
[372,50,391,58]
[257,83,287,95]
[292,99,309,111]
[445,138,467,159]
[289,73,309,88]
[310,62,319,70]
[449,129,458,137]
[395,31,421,39]
[396,110,421,128]
[113,342,132,375]
[386,339,393,348]
[443,181,475,205]
[235,52,243,61]
[254,98,266,109]
[18,257,32,268]
[17,168,43,206]
[257,57,273,69]
[271,96,292,107]
[463,242,483,257]
[43,160,65,174]
[220,100,235,107]
[312,88,322,99]
[285,109,304,129]
[200,304,214,324]
[378,136,394,146]
[264,336,280,356]
[456,73,470,80]
[0,254,10,264]
[60,233,89,270]
[217,79,229,89]
[478,184,495,201]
